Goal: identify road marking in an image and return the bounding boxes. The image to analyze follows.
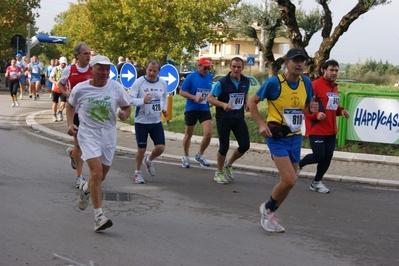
[53,253,94,266]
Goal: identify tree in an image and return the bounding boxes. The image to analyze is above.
[51,0,239,65]
[232,2,288,76]
[0,0,40,60]
[233,0,391,78]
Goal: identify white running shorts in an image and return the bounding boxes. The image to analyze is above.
[77,126,117,166]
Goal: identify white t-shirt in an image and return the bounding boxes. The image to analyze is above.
[69,79,130,129]
[128,76,168,124]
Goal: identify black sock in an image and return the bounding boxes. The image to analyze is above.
[265,196,278,212]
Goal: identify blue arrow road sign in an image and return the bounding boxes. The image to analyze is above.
[120,62,137,88]
[109,64,117,81]
[160,64,179,93]
[246,57,255,66]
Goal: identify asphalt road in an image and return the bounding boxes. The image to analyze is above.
[1,92,398,266]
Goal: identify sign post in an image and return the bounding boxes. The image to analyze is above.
[246,57,255,76]
[159,64,180,123]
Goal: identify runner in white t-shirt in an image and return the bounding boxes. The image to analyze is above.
[67,55,131,232]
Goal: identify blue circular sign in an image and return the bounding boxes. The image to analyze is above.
[159,64,179,93]
[120,63,137,88]
[109,64,118,81]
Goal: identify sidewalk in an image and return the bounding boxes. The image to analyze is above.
[26,109,399,187]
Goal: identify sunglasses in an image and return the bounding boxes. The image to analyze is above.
[202,66,211,70]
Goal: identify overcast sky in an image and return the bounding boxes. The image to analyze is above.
[35,0,399,65]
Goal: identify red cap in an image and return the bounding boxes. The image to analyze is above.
[198,57,212,66]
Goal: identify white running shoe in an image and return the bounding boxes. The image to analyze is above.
[142,156,155,176]
[259,202,285,233]
[15,101,20,107]
[77,181,90,210]
[181,156,190,168]
[76,175,85,189]
[133,171,145,184]
[310,181,330,193]
[11,102,15,107]
[52,115,57,122]
[195,153,209,167]
[19,94,23,100]
[214,171,228,184]
[94,213,113,232]
[223,161,235,180]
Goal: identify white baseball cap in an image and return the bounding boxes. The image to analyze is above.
[90,55,112,67]
[59,56,67,64]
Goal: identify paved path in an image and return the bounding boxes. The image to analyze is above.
[26,110,399,187]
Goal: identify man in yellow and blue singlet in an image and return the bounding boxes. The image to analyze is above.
[248,48,319,233]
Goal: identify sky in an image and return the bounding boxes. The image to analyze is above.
[35,0,399,65]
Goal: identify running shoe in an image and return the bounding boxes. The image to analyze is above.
[19,94,23,100]
[214,171,228,184]
[181,156,190,168]
[77,181,90,210]
[310,181,330,194]
[195,153,209,167]
[259,202,285,233]
[36,93,39,99]
[133,171,145,184]
[142,156,155,176]
[15,101,20,107]
[76,175,85,189]
[11,102,15,107]
[52,114,57,122]
[223,161,234,180]
[296,167,302,179]
[58,111,63,121]
[29,94,32,99]
[66,147,76,170]
[94,213,113,232]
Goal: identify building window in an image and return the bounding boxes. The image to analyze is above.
[235,44,240,55]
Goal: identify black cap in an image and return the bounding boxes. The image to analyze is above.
[286,48,306,60]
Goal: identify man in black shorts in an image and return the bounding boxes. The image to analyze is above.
[179,57,214,168]
[208,57,250,184]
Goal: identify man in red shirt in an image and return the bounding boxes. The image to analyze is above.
[298,59,349,193]
[59,42,93,188]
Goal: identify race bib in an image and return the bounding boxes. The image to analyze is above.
[283,108,303,132]
[326,92,339,110]
[145,99,161,115]
[10,72,18,79]
[32,65,39,74]
[195,88,210,104]
[228,93,245,110]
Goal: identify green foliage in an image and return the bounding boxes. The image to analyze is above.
[51,0,239,65]
[0,0,40,60]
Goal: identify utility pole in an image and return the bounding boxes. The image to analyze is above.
[259,0,267,72]
[27,23,31,59]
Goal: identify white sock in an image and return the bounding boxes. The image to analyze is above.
[94,208,103,219]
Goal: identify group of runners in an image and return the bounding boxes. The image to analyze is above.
[7,45,349,234]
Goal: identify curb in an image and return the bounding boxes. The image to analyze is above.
[26,111,399,187]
